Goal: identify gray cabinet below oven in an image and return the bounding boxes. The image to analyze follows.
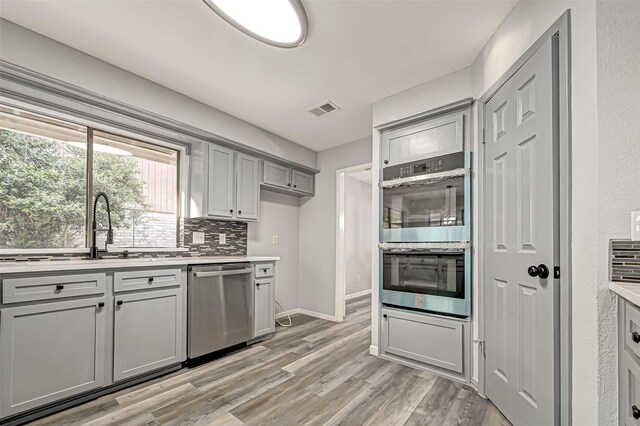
[380,306,470,383]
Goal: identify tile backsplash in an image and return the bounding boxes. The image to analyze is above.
[611,240,640,283]
[0,218,247,262]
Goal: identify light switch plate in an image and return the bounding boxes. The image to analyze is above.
[272,235,278,245]
[192,232,205,244]
[632,211,640,241]
[219,233,226,245]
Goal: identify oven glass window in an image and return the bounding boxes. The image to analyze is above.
[382,176,464,229]
[383,251,465,299]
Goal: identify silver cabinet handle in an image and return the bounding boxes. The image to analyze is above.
[194,270,252,278]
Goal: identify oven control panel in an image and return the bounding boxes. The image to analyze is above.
[383,151,465,180]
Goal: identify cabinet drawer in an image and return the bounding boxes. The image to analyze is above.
[254,263,274,278]
[113,268,181,293]
[2,273,106,304]
[381,307,463,373]
[622,351,640,425]
[626,302,640,361]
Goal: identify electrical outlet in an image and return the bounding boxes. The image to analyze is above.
[192,232,204,244]
[272,235,278,245]
[356,275,361,282]
[633,211,640,241]
[219,233,226,245]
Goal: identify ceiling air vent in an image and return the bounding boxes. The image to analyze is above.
[308,101,340,118]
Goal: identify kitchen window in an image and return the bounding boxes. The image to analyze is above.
[0,105,180,251]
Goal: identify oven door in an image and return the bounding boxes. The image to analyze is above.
[381,248,471,317]
[381,152,471,242]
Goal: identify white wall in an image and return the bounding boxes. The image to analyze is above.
[0,18,317,169]
[298,137,372,317]
[596,2,640,424]
[345,176,372,297]
[247,191,300,314]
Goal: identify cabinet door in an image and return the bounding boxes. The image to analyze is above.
[207,144,235,218]
[236,153,259,220]
[254,278,275,337]
[380,308,463,373]
[382,113,463,167]
[262,161,291,189]
[113,288,183,382]
[622,351,640,426]
[0,298,106,417]
[291,170,314,195]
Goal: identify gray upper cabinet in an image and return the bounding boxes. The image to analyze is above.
[261,161,315,197]
[189,142,259,221]
[291,170,314,194]
[382,112,464,167]
[262,161,291,189]
[206,144,235,218]
[0,298,106,417]
[236,153,259,220]
[113,288,183,382]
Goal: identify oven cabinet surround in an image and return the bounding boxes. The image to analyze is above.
[260,160,315,196]
[0,267,188,420]
[189,141,260,221]
[379,306,471,383]
[381,109,468,168]
[253,262,276,338]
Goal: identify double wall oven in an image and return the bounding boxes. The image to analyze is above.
[379,151,472,318]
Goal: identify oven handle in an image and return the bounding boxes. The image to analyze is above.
[379,242,471,251]
[379,168,469,189]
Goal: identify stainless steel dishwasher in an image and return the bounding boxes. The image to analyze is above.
[188,263,254,358]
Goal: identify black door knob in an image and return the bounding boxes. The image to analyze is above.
[383,160,389,164]
[56,284,64,291]
[632,332,640,343]
[116,300,123,306]
[527,264,550,279]
[633,405,640,419]
[230,209,233,214]
[148,277,154,283]
[238,210,242,215]
[98,302,105,308]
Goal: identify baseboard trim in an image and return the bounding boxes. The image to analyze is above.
[345,289,372,301]
[276,308,342,322]
[369,345,379,356]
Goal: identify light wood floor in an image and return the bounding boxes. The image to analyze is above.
[30,296,510,426]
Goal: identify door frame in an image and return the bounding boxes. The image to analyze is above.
[476,10,571,424]
[335,162,373,321]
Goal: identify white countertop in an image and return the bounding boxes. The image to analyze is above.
[610,281,640,306]
[0,256,279,275]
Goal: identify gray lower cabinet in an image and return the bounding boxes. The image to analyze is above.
[380,307,469,382]
[254,278,275,337]
[113,288,183,382]
[619,298,640,425]
[0,297,106,417]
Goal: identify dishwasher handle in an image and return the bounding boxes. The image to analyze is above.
[194,269,252,278]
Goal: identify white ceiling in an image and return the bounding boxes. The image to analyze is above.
[0,0,516,151]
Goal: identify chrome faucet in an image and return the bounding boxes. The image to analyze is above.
[90,192,114,259]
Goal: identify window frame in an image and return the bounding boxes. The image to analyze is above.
[0,103,188,254]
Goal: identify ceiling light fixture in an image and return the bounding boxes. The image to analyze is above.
[202,0,308,48]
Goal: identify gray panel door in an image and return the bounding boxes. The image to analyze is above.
[0,298,106,417]
[382,112,463,166]
[207,144,235,218]
[291,170,314,194]
[263,161,291,189]
[484,37,558,426]
[236,153,259,220]
[113,288,183,382]
[254,278,275,337]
